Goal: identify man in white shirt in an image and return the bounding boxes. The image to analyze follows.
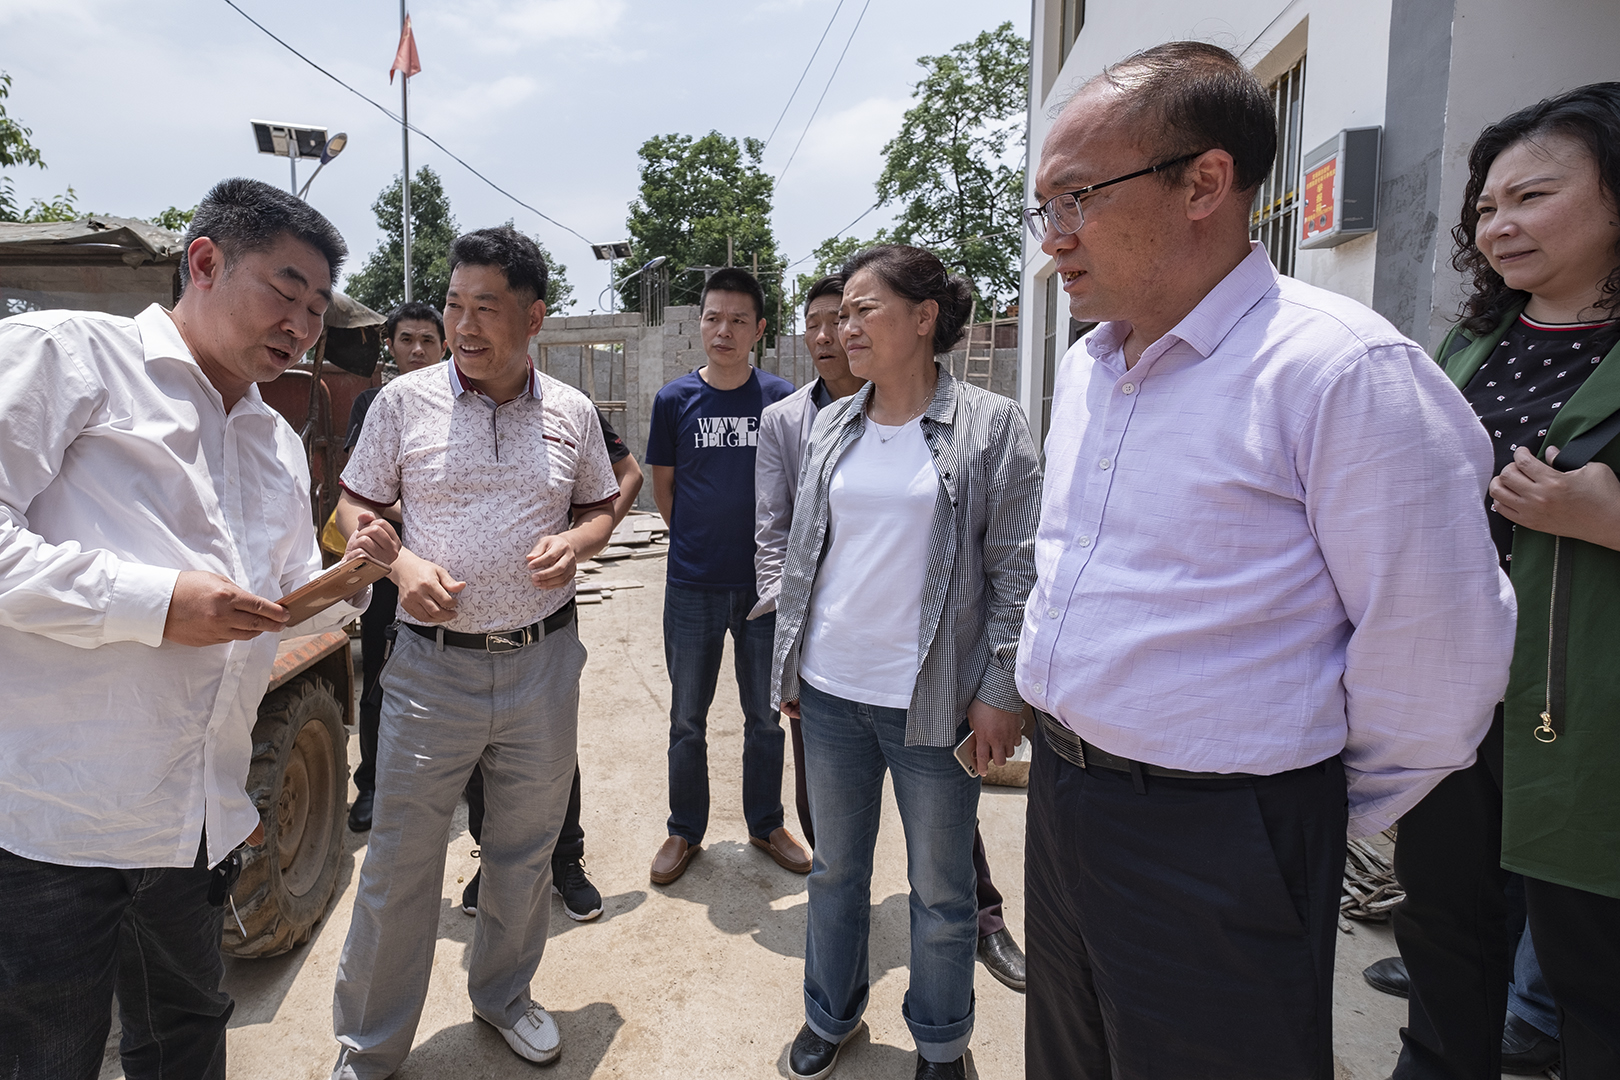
[330,227,619,1075]
[0,177,398,1080]
[1017,44,1517,1079]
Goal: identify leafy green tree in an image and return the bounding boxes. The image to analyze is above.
[622,131,782,339]
[1,70,75,223]
[346,167,572,315]
[345,167,458,314]
[807,23,1028,313]
[150,205,196,233]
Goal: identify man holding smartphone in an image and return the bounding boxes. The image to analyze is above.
[330,226,618,1075]
[0,178,397,1080]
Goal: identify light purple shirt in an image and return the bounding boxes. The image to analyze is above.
[1016,245,1517,838]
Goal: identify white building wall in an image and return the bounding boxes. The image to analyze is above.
[1425,0,1620,347]
[1019,0,1620,429]
[1017,0,1395,428]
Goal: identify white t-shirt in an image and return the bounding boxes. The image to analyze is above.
[800,416,939,709]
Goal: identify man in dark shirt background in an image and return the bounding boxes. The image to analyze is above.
[345,301,446,833]
[645,267,808,886]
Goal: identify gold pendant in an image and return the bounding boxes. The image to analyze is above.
[1534,712,1558,744]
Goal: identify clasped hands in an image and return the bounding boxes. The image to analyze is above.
[1490,444,1620,551]
[162,512,400,646]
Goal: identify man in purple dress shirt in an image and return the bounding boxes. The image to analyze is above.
[1016,42,1517,1079]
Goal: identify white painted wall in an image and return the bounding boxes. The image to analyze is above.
[1425,0,1620,346]
[1017,0,1395,424]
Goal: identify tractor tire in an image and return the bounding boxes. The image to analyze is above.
[222,677,348,958]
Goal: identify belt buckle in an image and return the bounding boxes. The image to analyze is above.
[486,630,527,653]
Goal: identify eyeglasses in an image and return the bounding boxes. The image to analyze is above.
[1023,152,1205,242]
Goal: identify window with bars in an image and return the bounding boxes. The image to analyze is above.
[1059,0,1085,67]
[1250,56,1306,278]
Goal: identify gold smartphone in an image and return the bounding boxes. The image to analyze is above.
[953,730,981,777]
[277,557,390,629]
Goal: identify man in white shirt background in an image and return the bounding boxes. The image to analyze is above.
[1017,43,1517,1079]
[0,177,398,1080]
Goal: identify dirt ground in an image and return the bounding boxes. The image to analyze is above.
[96,551,1438,1079]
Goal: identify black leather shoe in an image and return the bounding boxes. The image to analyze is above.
[977,927,1026,992]
[347,790,374,832]
[1501,1010,1560,1075]
[788,1021,864,1080]
[1362,956,1409,998]
[915,1055,966,1079]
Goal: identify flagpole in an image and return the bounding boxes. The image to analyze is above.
[400,1,413,303]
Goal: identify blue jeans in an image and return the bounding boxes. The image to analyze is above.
[0,840,231,1080]
[663,583,785,844]
[797,681,979,1063]
[1507,920,1559,1038]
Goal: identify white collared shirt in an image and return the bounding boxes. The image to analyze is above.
[0,304,356,869]
[1017,245,1518,837]
[340,360,619,634]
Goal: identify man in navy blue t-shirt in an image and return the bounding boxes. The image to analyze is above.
[644,268,806,886]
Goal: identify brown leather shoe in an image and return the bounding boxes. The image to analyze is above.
[750,827,812,874]
[650,835,698,885]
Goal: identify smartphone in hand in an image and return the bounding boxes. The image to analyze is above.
[953,730,981,777]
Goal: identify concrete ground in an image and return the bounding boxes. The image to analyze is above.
[96,553,1468,1079]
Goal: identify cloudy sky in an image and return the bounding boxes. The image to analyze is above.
[1,0,1026,311]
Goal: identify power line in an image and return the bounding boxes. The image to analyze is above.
[776,0,874,184]
[762,0,846,150]
[220,0,592,246]
[785,199,882,271]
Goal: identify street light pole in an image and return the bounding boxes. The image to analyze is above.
[400,0,413,303]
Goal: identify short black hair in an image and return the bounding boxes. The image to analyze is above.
[700,267,766,322]
[1452,82,1620,335]
[1094,41,1276,193]
[447,225,548,306]
[178,177,347,291]
[804,274,845,313]
[841,244,973,355]
[384,300,445,342]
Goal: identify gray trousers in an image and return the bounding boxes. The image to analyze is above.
[332,621,585,1078]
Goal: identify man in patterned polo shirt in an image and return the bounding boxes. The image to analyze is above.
[328,226,619,1075]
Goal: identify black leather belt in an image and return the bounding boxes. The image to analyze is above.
[1036,709,1261,780]
[406,600,576,653]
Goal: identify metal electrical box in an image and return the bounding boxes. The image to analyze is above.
[1299,126,1381,249]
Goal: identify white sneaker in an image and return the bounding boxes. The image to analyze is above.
[478,1000,561,1064]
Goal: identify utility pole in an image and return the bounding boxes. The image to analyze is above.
[727,236,734,268]
[400,1,413,302]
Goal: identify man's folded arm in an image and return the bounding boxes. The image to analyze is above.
[0,324,178,649]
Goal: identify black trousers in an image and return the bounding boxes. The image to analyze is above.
[465,760,584,864]
[1026,722,1347,1080]
[353,575,399,794]
[1525,874,1620,1075]
[1391,708,1511,1080]
[0,839,231,1080]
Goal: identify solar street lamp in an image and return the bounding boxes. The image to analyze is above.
[250,120,346,198]
[593,241,632,313]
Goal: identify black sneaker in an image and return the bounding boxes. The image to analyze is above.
[552,857,603,921]
[461,869,480,916]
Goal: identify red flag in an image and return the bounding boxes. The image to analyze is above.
[389,15,421,84]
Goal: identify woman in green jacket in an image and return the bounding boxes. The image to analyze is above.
[1392,82,1620,1080]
